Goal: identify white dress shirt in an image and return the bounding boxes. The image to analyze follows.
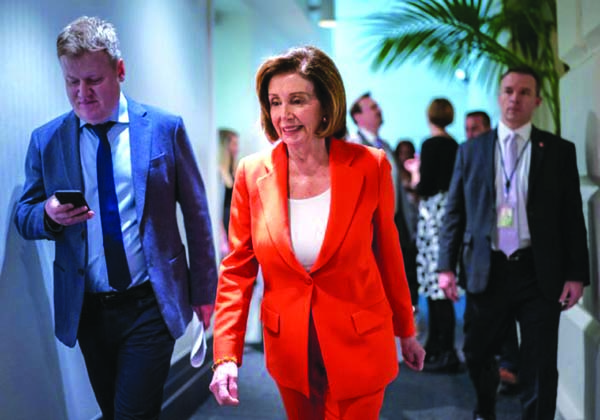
[492,120,533,251]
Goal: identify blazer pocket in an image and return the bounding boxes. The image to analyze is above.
[261,305,280,335]
[351,299,393,336]
[150,153,167,169]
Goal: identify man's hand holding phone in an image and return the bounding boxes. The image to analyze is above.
[46,190,94,226]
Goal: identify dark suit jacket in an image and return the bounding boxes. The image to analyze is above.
[438,126,589,300]
[14,98,218,347]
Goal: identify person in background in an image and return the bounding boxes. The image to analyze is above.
[14,16,217,419]
[415,98,461,373]
[465,110,491,140]
[395,139,417,194]
[218,128,240,258]
[393,139,420,315]
[465,110,520,394]
[209,45,424,420]
[348,93,418,312]
[438,67,589,420]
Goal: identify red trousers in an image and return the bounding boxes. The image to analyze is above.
[277,384,385,420]
[276,315,385,420]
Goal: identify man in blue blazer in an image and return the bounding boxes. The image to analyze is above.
[14,16,217,419]
[438,68,589,420]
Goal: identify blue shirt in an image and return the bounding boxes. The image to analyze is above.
[79,93,149,292]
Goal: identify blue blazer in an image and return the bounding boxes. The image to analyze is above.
[438,126,589,300]
[15,98,218,347]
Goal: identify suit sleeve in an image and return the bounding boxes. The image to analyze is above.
[372,151,416,338]
[437,145,466,273]
[173,117,218,306]
[559,141,590,284]
[213,158,260,365]
[14,130,61,241]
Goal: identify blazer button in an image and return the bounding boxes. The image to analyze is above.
[77,268,85,276]
[304,277,313,285]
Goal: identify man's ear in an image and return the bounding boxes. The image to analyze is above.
[117,59,125,82]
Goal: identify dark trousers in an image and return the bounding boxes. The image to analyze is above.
[463,250,561,420]
[78,282,175,420]
[425,298,456,354]
[499,319,520,373]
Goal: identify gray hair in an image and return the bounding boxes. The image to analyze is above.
[57,16,121,63]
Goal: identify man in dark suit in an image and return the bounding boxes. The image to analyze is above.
[14,16,217,419]
[465,109,521,394]
[438,67,589,420]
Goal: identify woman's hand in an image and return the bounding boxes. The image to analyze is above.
[439,271,459,302]
[209,361,240,406]
[400,336,426,371]
[403,156,421,189]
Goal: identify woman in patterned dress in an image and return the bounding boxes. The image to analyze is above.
[416,98,460,372]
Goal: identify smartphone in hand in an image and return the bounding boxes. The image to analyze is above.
[54,190,89,208]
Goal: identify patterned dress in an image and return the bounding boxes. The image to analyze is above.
[416,191,448,300]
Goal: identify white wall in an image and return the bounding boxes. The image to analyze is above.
[556,1,600,419]
[0,1,216,419]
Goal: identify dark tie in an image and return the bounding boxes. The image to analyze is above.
[89,122,132,291]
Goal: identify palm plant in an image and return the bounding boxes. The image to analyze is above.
[365,0,566,134]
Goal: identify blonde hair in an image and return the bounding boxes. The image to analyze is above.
[57,16,121,65]
[218,129,239,188]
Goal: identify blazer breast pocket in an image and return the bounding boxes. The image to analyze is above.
[148,153,172,187]
[149,153,167,170]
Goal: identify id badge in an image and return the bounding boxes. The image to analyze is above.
[497,203,515,228]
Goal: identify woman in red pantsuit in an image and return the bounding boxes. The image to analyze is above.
[209,46,425,420]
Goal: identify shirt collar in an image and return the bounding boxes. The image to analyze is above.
[498,120,532,144]
[358,128,378,144]
[79,92,130,128]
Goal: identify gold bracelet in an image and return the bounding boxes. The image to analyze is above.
[212,356,238,372]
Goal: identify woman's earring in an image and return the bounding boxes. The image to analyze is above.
[322,116,327,123]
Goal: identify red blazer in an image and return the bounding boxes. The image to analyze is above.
[213,138,415,400]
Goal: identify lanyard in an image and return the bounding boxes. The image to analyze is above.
[498,138,530,196]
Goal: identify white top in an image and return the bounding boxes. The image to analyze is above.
[493,120,532,251]
[289,188,331,271]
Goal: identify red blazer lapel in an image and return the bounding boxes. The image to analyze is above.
[311,139,364,273]
[257,143,306,274]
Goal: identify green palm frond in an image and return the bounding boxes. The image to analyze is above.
[364,0,563,134]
